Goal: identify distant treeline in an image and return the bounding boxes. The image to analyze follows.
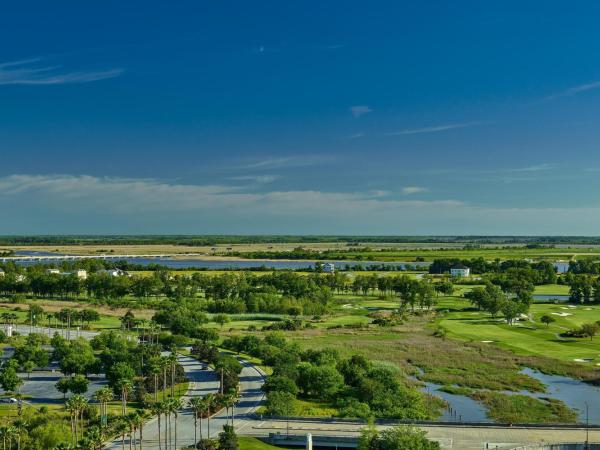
[4,235,600,246]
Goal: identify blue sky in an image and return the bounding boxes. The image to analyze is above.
[2,1,600,234]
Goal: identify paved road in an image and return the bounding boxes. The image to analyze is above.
[11,325,600,449]
[244,419,600,449]
[105,356,266,449]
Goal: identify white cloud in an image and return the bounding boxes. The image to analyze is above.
[238,155,333,170]
[350,105,372,118]
[0,58,123,86]
[230,175,279,184]
[4,174,600,234]
[508,163,555,173]
[385,122,480,136]
[0,174,461,217]
[402,186,428,195]
[543,80,600,101]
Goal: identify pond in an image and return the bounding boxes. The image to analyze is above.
[533,295,570,302]
[420,380,489,422]
[520,368,600,424]
[415,367,600,424]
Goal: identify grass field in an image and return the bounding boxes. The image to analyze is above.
[438,298,600,363]
[3,242,600,261]
[238,437,293,450]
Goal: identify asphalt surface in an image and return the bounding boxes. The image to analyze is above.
[105,356,266,450]
[9,325,600,449]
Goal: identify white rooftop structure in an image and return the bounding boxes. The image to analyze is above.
[450,266,470,278]
[322,263,335,273]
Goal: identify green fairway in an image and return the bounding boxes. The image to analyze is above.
[438,298,600,362]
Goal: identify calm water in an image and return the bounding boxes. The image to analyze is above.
[533,295,570,302]
[520,368,600,424]
[11,251,430,270]
[416,368,600,424]
[420,380,489,422]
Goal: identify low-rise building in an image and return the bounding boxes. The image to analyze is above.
[46,268,61,275]
[62,269,88,280]
[98,269,125,277]
[322,263,335,273]
[450,266,470,278]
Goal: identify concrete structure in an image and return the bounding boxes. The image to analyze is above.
[45,268,60,275]
[450,266,470,277]
[323,263,335,273]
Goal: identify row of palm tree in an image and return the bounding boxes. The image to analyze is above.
[150,397,181,450]
[0,418,28,450]
[187,389,240,448]
[66,395,89,445]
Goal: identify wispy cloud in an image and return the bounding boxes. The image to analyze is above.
[230,175,279,184]
[238,155,333,170]
[0,58,123,86]
[350,105,372,118]
[0,174,462,217]
[385,122,481,136]
[402,186,428,195]
[508,163,555,173]
[343,132,366,140]
[543,80,600,101]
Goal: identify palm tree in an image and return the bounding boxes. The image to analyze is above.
[168,398,182,450]
[225,389,239,427]
[83,425,103,450]
[167,352,178,397]
[132,411,146,450]
[115,418,128,450]
[149,402,163,450]
[70,394,88,443]
[188,397,203,446]
[159,357,169,399]
[93,387,113,429]
[0,426,7,450]
[126,413,137,450]
[117,378,134,416]
[65,397,78,445]
[5,426,16,450]
[13,418,28,450]
[204,393,216,439]
[149,360,161,402]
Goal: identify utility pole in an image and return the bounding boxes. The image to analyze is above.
[585,401,590,450]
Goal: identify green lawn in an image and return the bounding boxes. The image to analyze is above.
[438,298,600,362]
[239,437,292,450]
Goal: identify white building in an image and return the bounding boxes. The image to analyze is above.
[46,268,61,275]
[98,269,125,277]
[0,269,4,277]
[450,266,470,278]
[62,269,88,280]
[322,263,335,273]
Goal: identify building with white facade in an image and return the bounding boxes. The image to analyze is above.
[450,266,470,278]
[323,263,335,273]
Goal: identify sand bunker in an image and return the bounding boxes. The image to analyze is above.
[481,340,494,343]
[574,358,593,363]
[552,312,572,317]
